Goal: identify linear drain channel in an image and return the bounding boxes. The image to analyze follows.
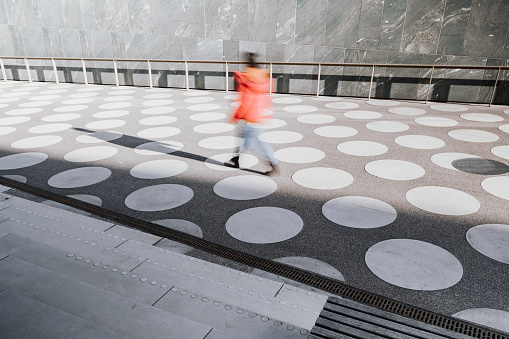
[0,177,507,339]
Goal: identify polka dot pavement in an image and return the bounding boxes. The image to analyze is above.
[1,81,508,331]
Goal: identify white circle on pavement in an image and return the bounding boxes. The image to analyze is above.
[297,114,335,124]
[77,86,104,92]
[452,309,509,333]
[85,120,126,130]
[93,110,129,118]
[151,219,203,254]
[365,239,463,290]
[388,107,426,116]
[448,129,499,143]
[70,92,98,98]
[99,102,131,109]
[325,102,359,110]
[1,91,29,97]
[415,117,458,127]
[103,95,133,102]
[499,124,509,133]
[125,184,193,211]
[292,167,353,190]
[184,96,215,103]
[253,257,345,282]
[187,103,221,111]
[272,97,303,104]
[505,109,509,115]
[322,196,397,228]
[130,159,188,179]
[142,99,174,107]
[183,90,211,96]
[28,123,72,134]
[141,107,176,115]
[0,127,16,135]
[198,136,244,149]
[137,127,180,139]
[406,186,480,215]
[0,97,20,103]
[283,105,318,113]
[193,123,234,134]
[467,224,509,264]
[53,105,88,112]
[107,89,135,95]
[395,135,445,149]
[314,126,358,138]
[366,121,409,133]
[344,110,382,120]
[337,141,388,156]
[19,101,53,107]
[143,93,173,99]
[64,146,118,162]
[460,113,504,122]
[274,147,325,163]
[254,118,287,129]
[30,95,59,101]
[42,113,81,122]
[48,167,112,188]
[0,116,30,125]
[481,177,509,200]
[492,145,509,160]
[139,116,177,126]
[134,141,184,155]
[205,153,258,171]
[0,152,48,170]
[366,99,400,107]
[77,131,123,144]
[365,160,425,180]
[226,207,303,244]
[258,131,303,144]
[11,135,62,149]
[431,152,481,170]
[63,98,94,104]
[5,107,42,115]
[214,175,277,200]
[430,104,468,112]
[190,112,226,121]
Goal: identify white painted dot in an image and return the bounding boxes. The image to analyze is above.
[292,167,353,189]
[39,89,66,95]
[314,126,358,138]
[137,127,180,139]
[258,131,303,144]
[85,120,126,130]
[30,95,60,101]
[139,116,177,126]
[325,102,359,110]
[272,97,303,104]
[430,104,468,112]
[141,107,176,115]
[406,186,480,215]
[70,92,98,98]
[77,131,123,144]
[297,114,335,124]
[0,97,20,103]
[125,184,193,211]
[142,99,174,107]
[68,194,102,206]
[274,147,325,163]
[93,110,129,118]
[283,105,318,113]
[311,96,342,101]
[183,90,211,96]
[214,175,277,200]
[0,127,16,136]
[388,107,426,115]
[42,113,81,122]
[481,177,509,201]
[53,105,88,112]
[48,167,112,188]
[504,109,509,115]
[5,107,42,115]
[395,135,445,149]
[366,99,400,106]
[64,146,118,162]
[19,101,53,108]
[107,89,135,95]
[323,196,396,228]
[226,207,303,244]
[365,160,425,180]
[253,118,287,129]
[452,309,509,333]
[337,141,388,156]
[467,224,509,264]
[130,160,188,179]
[99,102,131,109]
[492,145,509,160]
[185,96,215,103]
[415,117,458,127]
[448,129,499,143]
[187,103,221,111]
[103,95,133,102]
[28,123,72,134]
[143,93,173,99]
[190,112,226,121]
[0,152,48,170]
[366,121,409,133]
[205,153,258,171]
[63,98,94,105]
[499,124,509,133]
[198,136,244,149]
[77,86,105,92]
[1,91,29,97]
[152,219,203,254]
[460,113,504,122]
[134,141,184,155]
[431,152,481,170]
[193,123,234,134]
[344,110,382,120]
[0,116,30,125]
[2,174,26,183]
[365,239,463,290]
[11,135,62,149]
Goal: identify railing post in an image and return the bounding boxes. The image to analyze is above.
[225,62,228,92]
[147,60,153,89]
[81,59,88,85]
[185,61,189,91]
[113,59,119,87]
[51,58,59,84]
[368,65,375,100]
[426,66,435,103]
[24,58,32,83]
[269,63,273,93]
[316,63,321,97]
[489,67,501,107]
[0,58,7,82]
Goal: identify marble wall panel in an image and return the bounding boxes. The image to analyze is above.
[326,0,361,48]
[295,0,326,45]
[21,0,41,26]
[248,0,277,42]
[231,0,249,41]
[205,0,232,40]
[0,1,7,24]
[21,26,44,57]
[4,0,24,26]
[61,29,83,58]
[42,27,64,58]
[314,46,345,96]
[128,0,150,34]
[239,41,267,61]
[284,44,315,94]
[224,40,239,88]
[401,0,445,54]
[379,0,407,51]
[123,33,146,59]
[63,0,84,29]
[174,0,205,38]
[91,30,113,58]
[385,52,422,100]
[436,0,472,55]
[463,0,509,58]
[79,0,96,30]
[39,0,64,28]
[93,0,116,31]
[504,30,509,59]
[276,0,296,44]
[477,58,505,103]
[79,30,94,58]
[366,50,389,98]
[341,49,367,97]
[417,54,448,101]
[113,0,130,32]
[150,0,173,35]
[357,0,384,49]
[266,42,285,89]
[9,25,25,56]
[110,32,126,58]
[145,35,168,59]
[445,55,486,102]
[167,35,184,59]
[0,25,14,55]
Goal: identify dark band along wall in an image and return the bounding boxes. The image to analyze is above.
[0,0,508,104]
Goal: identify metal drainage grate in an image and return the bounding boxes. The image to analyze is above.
[0,176,507,339]
[452,158,509,175]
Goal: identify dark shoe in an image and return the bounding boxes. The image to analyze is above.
[265,163,280,176]
[227,156,239,168]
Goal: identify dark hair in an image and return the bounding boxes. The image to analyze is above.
[245,52,258,68]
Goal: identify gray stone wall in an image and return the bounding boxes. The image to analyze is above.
[0,0,508,104]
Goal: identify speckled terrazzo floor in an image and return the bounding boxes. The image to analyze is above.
[0,80,508,331]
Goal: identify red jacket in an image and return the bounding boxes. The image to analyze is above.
[230,71,272,123]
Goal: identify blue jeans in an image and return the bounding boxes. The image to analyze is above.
[237,122,278,164]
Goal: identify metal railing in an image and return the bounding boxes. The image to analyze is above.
[1,56,508,106]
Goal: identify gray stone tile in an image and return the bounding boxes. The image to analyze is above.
[436,0,472,55]
[205,0,233,40]
[357,0,384,49]
[248,0,277,42]
[113,0,130,32]
[79,0,96,30]
[231,0,249,41]
[91,30,113,58]
[8,25,25,56]
[128,0,151,34]
[150,0,174,35]
[0,25,14,55]
[145,34,169,59]
[108,225,162,245]
[379,0,407,51]
[477,58,505,104]
[21,26,44,57]
[79,29,94,57]
[63,0,84,29]
[93,0,116,31]
[341,49,368,97]
[445,55,486,102]
[385,52,423,100]
[39,0,65,28]
[276,0,296,44]
[0,1,7,24]
[61,28,82,58]
[325,0,360,48]
[314,46,345,96]
[295,0,326,45]
[4,0,25,26]
[366,50,389,99]
[20,0,41,27]
[110,31,126,59]
[174,0,205,38]
[418,54,448,101]
[123,33,146,59]
[284,44,314,94]
[504,29,509,59]
[43,27,64,57]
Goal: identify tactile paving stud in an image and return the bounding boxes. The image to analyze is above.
[225,305,233,310]
[202,297,209,302]
[150,281,157,285]
[287,325,295,331]
[140,278,148,282]
[261,316,269,322]
[274,321,282,326]
[248,312,257,318]
[236,308,244,314]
